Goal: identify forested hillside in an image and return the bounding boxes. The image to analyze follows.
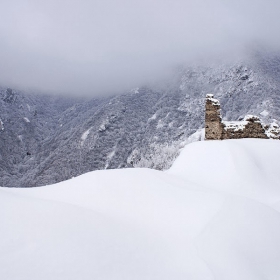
[1,53,280,187]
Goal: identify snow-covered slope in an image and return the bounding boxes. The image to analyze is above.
[169,139,280,204]
[1,139,280,280]
[1,51,280,187]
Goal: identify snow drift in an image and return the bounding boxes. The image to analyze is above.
[1,139,280,280]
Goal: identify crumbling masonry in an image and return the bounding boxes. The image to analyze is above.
[205,94,280,140]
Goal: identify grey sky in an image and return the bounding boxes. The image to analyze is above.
[0,0,279,96]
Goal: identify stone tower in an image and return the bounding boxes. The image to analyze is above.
[205,94,224,140]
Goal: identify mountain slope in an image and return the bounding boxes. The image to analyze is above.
[1,52,280,187]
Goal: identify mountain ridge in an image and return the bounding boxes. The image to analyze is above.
[1,52,280,187]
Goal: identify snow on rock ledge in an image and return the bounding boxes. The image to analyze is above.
[265,122,280,139]
[206,93,220,106]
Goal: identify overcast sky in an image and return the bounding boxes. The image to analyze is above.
[0,0,279,96]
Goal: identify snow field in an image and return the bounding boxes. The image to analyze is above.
[1,139,280,280]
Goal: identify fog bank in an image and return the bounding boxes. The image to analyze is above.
[0,0,279,96]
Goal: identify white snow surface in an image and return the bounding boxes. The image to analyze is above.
[1,139,280,280]
[81,128,91,146]
[223,115,261,132]
[265,122,280,139]
[223,120,248,131]
[131,87,139,94]
[148,112,157,121]
[180,128,205,147]
[260,110,269,117]
[0,119,4,131]
[206,94,220,106]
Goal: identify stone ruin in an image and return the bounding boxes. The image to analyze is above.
[205,94,280,140]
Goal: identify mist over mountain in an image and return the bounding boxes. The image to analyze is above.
[1,0,280,95]
[0,51,280,187]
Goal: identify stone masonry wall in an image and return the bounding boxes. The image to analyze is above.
[205,94,279,140]
[222,116,268,140]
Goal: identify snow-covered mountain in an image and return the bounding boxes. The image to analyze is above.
[1,52,280,187]
[1,139,280,280]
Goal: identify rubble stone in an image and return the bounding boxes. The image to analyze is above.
[205,94,279,140]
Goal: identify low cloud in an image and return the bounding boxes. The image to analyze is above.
[0,0,279,96]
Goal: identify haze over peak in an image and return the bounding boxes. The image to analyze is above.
[0,0,280,96]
